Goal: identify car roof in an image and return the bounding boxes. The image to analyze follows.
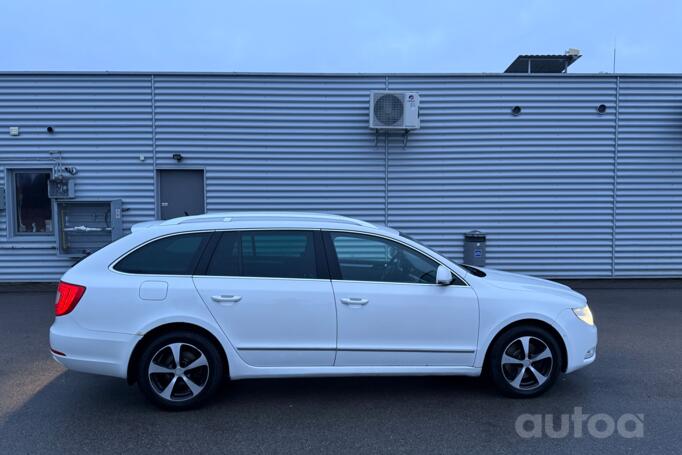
[130,212,399,235]
[89,211,467,283]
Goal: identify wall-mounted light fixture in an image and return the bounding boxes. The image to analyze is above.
[511,106,522,116]
[172,153,183,162]
[597,104,607,114]
[47,126,55,134]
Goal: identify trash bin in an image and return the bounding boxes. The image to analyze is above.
[463,230,486,267]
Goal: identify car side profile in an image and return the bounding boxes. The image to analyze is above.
[50,212,597,410]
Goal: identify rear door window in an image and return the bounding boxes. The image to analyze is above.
[240,231,318,279]
[205,231,241,276]
[114,232,210,275]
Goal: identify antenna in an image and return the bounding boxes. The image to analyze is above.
[612,37,617,73]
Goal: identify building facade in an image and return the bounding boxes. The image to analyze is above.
[1,72,681,281]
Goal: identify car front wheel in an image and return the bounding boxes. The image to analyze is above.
[136,330,225,410]
[488,325,563,398]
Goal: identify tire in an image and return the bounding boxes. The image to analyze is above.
[136,330,225,410]
[488,325,563,398]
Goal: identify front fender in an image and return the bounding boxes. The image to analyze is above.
[474,312,569,369]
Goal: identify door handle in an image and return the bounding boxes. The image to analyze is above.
[211,294,242,304]
[340,297,369,306]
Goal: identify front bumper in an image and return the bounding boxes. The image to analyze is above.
[557,308,598,373]
[49,316,140,379]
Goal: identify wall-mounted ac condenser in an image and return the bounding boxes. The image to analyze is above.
[57,200,123,256]
[369,91,420,130]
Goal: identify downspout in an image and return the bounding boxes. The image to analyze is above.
[151,75,158,219]
[611,76,620,277]
[384,75,389,225]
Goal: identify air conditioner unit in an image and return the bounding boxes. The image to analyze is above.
[369,91,420,130]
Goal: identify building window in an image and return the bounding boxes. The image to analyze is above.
[13,171,53,235]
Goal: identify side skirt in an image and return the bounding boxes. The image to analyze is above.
[228,365,482,380]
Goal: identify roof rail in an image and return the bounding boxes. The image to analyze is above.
[159,211,376,228]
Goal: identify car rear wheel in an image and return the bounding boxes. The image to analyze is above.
[136,330,225,410]
[488,325,562,398]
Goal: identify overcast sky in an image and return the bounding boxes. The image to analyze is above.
[2,0,681,73]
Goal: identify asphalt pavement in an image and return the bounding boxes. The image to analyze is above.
[1,281,681,454]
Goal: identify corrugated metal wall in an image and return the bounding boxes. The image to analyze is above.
[154,75,388,223]
[1,73,681,281]
[616,77,682,276]
[387,76,618,277]
[0,75,154,281]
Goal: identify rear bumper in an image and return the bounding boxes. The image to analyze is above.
[557,308,598,373]
[49,317,140,379]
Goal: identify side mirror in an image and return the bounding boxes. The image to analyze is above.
[436,265,453,285]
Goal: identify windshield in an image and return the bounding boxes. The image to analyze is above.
[398,230,453,261]
[398,231,487,277]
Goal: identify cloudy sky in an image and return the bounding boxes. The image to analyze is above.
[2,0,681,73]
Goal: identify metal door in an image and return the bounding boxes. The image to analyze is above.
[157,170,205,220]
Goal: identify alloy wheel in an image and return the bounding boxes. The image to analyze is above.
[147,342,210,401]
[500,336,553,391]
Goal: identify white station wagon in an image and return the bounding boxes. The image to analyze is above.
[50,212,597,409]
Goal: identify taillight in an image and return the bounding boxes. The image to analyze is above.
[55,281,86,316]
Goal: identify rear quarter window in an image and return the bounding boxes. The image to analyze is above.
[113,232,210,275]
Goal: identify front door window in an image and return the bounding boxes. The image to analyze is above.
[330,232,439,284]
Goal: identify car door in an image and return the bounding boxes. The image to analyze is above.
[325,231,479,367]
[193,230,337,367]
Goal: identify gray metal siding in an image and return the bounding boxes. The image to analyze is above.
[153,75,388,223]
[0,75,153,281]
[386,76,618,277]
[615,77,682,276]
[0,73,681,281]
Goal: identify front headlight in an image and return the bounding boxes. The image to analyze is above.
[572,305,594,326]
